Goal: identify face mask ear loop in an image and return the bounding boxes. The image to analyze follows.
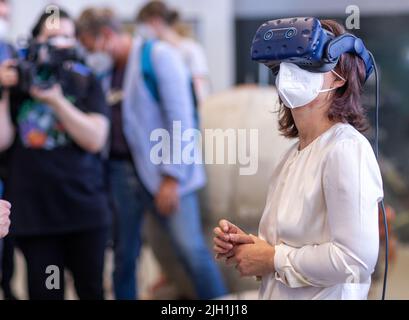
[319,70,347,93]
[319,87,338,93]
[331,69,346,82]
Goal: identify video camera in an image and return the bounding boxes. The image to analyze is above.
[15,36,83,93]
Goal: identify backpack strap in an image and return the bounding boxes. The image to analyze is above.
[141,40,160,104]
[140,39,200,127]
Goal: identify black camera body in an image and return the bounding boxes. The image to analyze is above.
[15,39,82,93]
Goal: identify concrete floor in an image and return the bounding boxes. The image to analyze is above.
[2,244,409,300]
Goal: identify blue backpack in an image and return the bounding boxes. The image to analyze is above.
[140,40,199,126]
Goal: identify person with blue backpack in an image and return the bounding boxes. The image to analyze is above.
[77,8,227,300]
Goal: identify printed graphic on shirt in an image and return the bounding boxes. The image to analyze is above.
[16,98,74,150]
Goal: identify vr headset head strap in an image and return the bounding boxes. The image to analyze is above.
[325,33,374,81]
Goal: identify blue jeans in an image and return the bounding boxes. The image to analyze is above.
[109,160,227,300]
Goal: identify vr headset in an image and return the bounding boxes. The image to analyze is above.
[251,17,374,81]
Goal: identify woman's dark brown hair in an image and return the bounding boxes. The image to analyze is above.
[278,19,368,138]
[136,0,180,26]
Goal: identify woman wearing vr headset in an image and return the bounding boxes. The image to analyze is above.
[213,19,383,300]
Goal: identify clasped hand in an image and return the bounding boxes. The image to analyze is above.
[213,219,276,278]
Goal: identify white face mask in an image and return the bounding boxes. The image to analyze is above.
[0,18,10,40]
[276,62,346,109]
[86,52,113,79]
[136,23,157,40]
[48,35,76,48]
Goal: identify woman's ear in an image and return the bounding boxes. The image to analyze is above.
[331,69,346,89]
[333,77,346,89]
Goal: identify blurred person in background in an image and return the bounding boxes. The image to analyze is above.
[136,0,210,105]
[0,8,111,300]
[136,0,212,298]
[0,0,17,300]
[77,7,227,300]
[213,20,383,300]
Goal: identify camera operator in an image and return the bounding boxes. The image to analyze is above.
[0,8,111,300]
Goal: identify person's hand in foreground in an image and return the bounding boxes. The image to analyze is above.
[0,200,11,238]
[213,219,276,277]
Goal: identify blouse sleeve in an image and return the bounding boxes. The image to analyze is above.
[273,138,384,288]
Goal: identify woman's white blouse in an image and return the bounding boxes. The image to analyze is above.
[258,123,384,300]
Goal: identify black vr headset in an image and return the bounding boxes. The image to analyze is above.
[251,17,374,81]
